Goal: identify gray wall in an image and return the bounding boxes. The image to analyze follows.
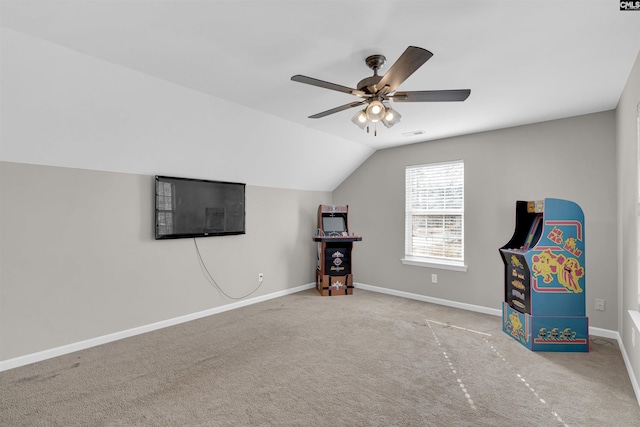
[617,51,640,396]
[333,111,618,330]
[0,162,330,360]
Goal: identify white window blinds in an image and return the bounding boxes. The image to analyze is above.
[405,161,464,263]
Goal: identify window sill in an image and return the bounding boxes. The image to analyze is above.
[630,310,640,331]
[401,257,468,272]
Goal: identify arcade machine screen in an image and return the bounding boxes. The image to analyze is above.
[322,216,346,235]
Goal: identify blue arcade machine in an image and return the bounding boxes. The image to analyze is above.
[499,198,589,352]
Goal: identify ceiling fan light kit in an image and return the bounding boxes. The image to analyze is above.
[365,99,386,122]
[351,110,368,129]
[382,106,401,128]
[291,46,470,136]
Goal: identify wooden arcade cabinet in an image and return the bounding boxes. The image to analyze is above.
[313,205,362,296]
[499,198,589,352]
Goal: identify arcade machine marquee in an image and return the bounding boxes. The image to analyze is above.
[313,205,362,296]
[499,198,588,352]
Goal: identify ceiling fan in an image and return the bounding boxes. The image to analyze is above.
[291,46,470,135]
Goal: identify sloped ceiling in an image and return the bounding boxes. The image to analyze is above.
[1,0,639,191]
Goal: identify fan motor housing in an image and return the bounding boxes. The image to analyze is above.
[358,54,386,94]
[357,75,383,94]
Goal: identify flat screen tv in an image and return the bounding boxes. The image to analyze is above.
[155,175,245,240]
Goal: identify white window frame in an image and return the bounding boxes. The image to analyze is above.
[632,101,640,336]
[402,160,467,272]
[637,101,640,306]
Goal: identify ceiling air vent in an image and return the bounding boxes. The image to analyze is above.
[402,130,426,137]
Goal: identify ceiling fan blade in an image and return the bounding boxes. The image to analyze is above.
[389,89,471,102]
[375,46,433,94]
[291,75,366,97]
[308,100,367,119]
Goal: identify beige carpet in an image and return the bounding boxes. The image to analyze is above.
[1,288,638,426]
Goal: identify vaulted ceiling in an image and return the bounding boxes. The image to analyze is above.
[1,1,639,190]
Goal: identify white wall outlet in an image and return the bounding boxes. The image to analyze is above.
[431,274,438,284]
[594,299,605,311]
[258,273,264,282]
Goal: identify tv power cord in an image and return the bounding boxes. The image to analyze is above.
[193,238,264,300]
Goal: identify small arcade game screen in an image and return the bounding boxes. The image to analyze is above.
[322,216,346,235]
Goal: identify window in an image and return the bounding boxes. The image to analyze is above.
[403,160,466,271]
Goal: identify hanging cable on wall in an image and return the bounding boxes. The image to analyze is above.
[193,238,263,300]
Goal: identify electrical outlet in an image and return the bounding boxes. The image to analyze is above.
[431,274,438,284]
[258,273,264,282]
[595,299,605,311]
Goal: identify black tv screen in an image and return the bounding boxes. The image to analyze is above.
[155,175,245,239]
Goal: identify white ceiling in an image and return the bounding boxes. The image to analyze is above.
[2,0,639,152]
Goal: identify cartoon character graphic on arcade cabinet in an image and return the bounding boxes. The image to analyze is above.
[564,236,583,257]
[510,255,524,269]
[538,328,548,340]
[555,255,584,293]
[560,327,576,341]
[531,248,584,293]
[531,249,558,283]
[506,312,526,341]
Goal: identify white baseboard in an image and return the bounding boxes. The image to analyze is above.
[617,333,640,408]
[622,309,640,408]
[588,326,619,340]
[354,282,503,317]
[0,283,315,372]
[355,282,620,338]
